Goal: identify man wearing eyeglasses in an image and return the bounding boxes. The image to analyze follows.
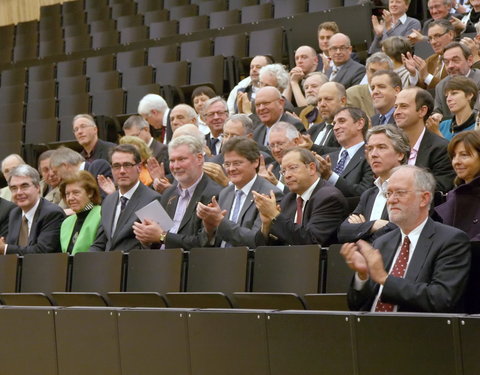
[73,114,116,163]
[89,144,160,252]
[1,164,65,255]
[197,137,282,248]
[253,147,348,246]
[203,97,229,156]
[325,33,365,89]
[341,165,471,313]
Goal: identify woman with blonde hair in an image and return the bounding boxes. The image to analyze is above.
[119,135,154,186]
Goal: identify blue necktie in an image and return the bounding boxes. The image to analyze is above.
[333,150,349,175]
[230,190,244,223]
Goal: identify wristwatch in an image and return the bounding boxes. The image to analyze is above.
[159,232,167,242]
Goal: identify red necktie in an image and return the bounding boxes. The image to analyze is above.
[374,236,411,312]
[295,197,303,225]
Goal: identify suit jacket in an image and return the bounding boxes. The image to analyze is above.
[162,174,222,250]
[0,198,15,238]
[253,112,306,147]
[346,84,375,118]
[298,105,323,128]
[337,186,397,243]
[371,111,396,126]
[418,53,447,90]
[307,121,340,155]
[6,198,65,255]
[368,16,421,54]
[89,182,161,252]
[85,159,112,180]
[415,129,455,192]
[210,176,283,248]
[257,179,348,246]
[328,145,375,197]
[348,218,471,313]
[325,58,366,89]
[435,175,480,241]
[150,138,168,165]
[81,138,116,163]
[434,69,480,117]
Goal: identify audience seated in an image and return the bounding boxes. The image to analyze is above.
[421,0,462,35]
[73,114,116,163]
[341,165,471,313]
[326,33,366,89]
[435,130,480,240]
[197,137,283,249]
[338,124,410,243]
[0,154,25,201]
[347,52,394,118]
[119,135,154,187]
[253,147,348,246]
[138,94,171,143]
[317,21,339,73]
[1,165,65,255]
[192,85,217,135]
[59,171,102,254]
[203,97,229,156]
[460,0,480,33]
[89,144,161,252]
[381,36,413,88]
[297,72,328,128]
[370,70,402,125]
[394,87,455,192]
[368,0,421,54]
[170,104,198,133]
[317,107,375,198]
[37,150,62,204]
[0,197,15,238]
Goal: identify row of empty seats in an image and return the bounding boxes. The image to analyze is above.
[0,245,353,310]
[2,305,480,375]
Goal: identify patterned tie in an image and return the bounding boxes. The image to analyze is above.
[330,66,339,81]
[120,196,129,212]
[18,215,29,247]
[230,190,244,223]
[333,150,349,175]
[295,197,303,225]
[374,236,411,312]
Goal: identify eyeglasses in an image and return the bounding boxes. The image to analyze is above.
[255,99,279,108]
[328,45,350,52]
[269,141,288,150]
[280,163,307,175]
[223,160,246,169]
[73,123,95,133]
[205,110,228,119]
[10,183,35,193]
[384,190,422,199]
[428,30,449,42]
[111,162,138,171]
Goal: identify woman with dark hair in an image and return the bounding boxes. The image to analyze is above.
[191,85,216,135]
[59,171,102,254]
[435,130,480,240]
[437,76,477,140]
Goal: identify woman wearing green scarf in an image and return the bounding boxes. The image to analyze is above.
[59,171,102,254]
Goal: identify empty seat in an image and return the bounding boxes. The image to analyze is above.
[249,27,284,62]
[164,0,189,9]
[89,71,122,92]
[121,66,154,88]
[0,85,26,105]
[209,9,240,29]
[86,5,111,23]
[214,33,247,58]
[137,0,164,13]
[241,3,273,23]
[125,83,161,113]
[63,22,89,38]
[143,9,170,25]
[149,20,178,39]
[85,54,116,76]
[13,44,38,62]
[25,117,59,144]
[169,4,199,21]
[92,30,120,49]
[28,63,55,83]
[148,44,179,64]
[189,55,225,94]
[0,121,24,156]
[199,0,227,15]
[85,0,109,10]
[65,34,92,54]
[111,2,137,18]
[0,255,19,293]
[62,0,84,15]
[178,15,209,34]
[1,67,27,87]
[39,38,64,58]
[120,25,149,44]
[116,14,144,29]
[26,98,57,123]
[28,80,57,102]
[89,18,117,33]
[309,0,344,12]
[0,102,26,124]
[229,0,258,10]
[57,75,89,97]
[0,25,14,51]
[91,88,126,117]
[324,244,355,293]
[273,0,306,18]
[62,10,87,27]
[180,39,212,60]
[58,93,91,119]
[155,60,189,87]
[15,21,38,46]
[116,49,147,71]
[56,59,85,78]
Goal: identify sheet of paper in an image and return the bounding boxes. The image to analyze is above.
[135,200,174,231]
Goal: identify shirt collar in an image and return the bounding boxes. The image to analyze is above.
[23,197,41,222]
[411,127,426,155]
[235,174,257,196]
[374,176,389,193]
[162,109,170,128]
[299,177,321,202]
[119,180,140,201]
[399,216,429,249]
[339,140,365,159]
[381,106,396,120]
[398,13,407,24]
[177,173,203,197]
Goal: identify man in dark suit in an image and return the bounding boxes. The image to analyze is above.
[253,87,305,148]
[203,97,229,156]
[302,82,343,155]
[317,107,374,198]
[253,147,348,246]
[341,165,471,313]
[89,144,161,252]
[325,33,365,89]
[198,137,282,248]
[370,70,402,126]
[394,87,455,192]
[73,114,116,163]
[138,93,171,143]
[0,197,15,237]
[133,135,222,250]
[0,165,65,255]
[338,124,410,243]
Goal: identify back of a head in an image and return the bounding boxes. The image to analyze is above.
[138,94,168,115]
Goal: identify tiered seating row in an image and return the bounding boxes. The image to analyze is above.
[1,305,479,375]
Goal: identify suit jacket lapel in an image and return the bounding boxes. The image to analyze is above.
[381,230,402,270]
[415,130,432,167]
[238,177,262,223]
[27,199,44,245]
[178,175,208,232]
[221,185,235,219]
[405,219,435,280]
[104,193,117,238]
[341,146,364,176]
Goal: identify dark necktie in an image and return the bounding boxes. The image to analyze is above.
[378,114,386,125]
[210,138,219,155]
[374,236,411,312]
[295,197,303,225]
[120,196,129,212]
[319,124,333,145]
[333,150,349,175]
[18,215,29,247]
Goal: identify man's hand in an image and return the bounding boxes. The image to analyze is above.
[298,133,314,150]
[426,114,443,137]
[0,237,6,254]
[450,16,466,33]
[348,214,366,224]
[257,155,278,185]
[321,54,331,74]
[252,190,280,237]
[315,154,333,180]
[153,177,172,193]
[132,219,165,245]
[371,219,389,232]
[236,92,252,115]
[340,242,369,279]
[196,197,227,236]
[289,66,305,84]
[371,14,385,36]
[203,162,229,187]
[461,37,480,62]
[407,29,426,44]
[402,52,418,76]
[356,239,388,285]
[146,157,166,181]
[97,175,116,195]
